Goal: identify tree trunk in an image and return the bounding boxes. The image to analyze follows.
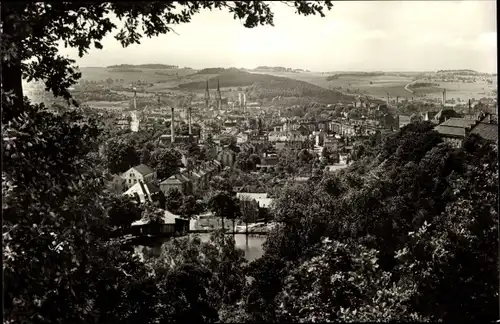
[221,214,225,231]
[232,218,235,235]
[1,3,25,118]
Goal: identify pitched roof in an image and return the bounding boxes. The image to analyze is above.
[257,198,274,208]
[470,123,498,142]
[236,193,268,200]
[132,164,155,176]
[434,125,467,138]
[131,209,182,226]
[123,181,159,203]
[399,115,411,123]
[440,118,476,128]
[161,173,190,184]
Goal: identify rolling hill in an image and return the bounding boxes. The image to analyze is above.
[178,68,355,103]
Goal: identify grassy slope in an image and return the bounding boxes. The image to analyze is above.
[178,68,355,103]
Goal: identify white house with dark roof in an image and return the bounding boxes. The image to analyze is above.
[120,164,157,189]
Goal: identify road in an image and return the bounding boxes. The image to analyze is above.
[404,82,415,94]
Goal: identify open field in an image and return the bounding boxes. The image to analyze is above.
[79,67,195,83]
[250,71,414,100]
[26,67,494,108]
[250,70,497,102]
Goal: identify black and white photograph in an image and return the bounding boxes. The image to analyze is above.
[2,1,498,323]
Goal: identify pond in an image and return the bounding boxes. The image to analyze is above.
[197,233,267,262]
[134,233,267,263]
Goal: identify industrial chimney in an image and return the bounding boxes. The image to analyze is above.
[468,99,471,115]
[188,106,192,136]
[171,106,175,144]
[133,88,137,110]
[442,89,446,106]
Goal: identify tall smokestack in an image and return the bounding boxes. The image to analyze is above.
[188,106,192,136]
[204,80,210,108]
[133,89,137,110]
[216,79,222,110]
[468,99,471,115]
[171,106,175,144]
[243,93,247,111]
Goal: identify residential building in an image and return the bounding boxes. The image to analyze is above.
[217,147,236,167]
[160,173,192,196]
[469,122,498,143]
[434,117,479,148]
[237,132,249,144]
[121,164,156,188]
[158,134,199,146]
[131,209,189,237]
[323,135,340,150]
[398,115,411,128]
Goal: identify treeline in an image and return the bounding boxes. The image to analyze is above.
[408,82,440,89]
[73,89,130,102]
[194,67,227,74]
[107,64,179,69]
[437,69,479,74]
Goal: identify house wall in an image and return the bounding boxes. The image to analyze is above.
[160,182,185,195]
[121,169,145,188]
[443,137,463,148]
[218,151,235,167]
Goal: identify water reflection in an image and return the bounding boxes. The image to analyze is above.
[196,233,266,262]
[135,234,266,263]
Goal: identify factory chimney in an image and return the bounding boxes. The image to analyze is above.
[171,106,175,144]
[216,79,222,110]
[468,99,471,115]
[442,89,446,106]
[204,80,210,108]
[133,88,137,110]
[188,106,192,136]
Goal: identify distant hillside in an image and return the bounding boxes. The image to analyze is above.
[194,68,226,75]
[178,68,354,103]
[106,64,179,69]
[436,69,491,76]
[252,66,310,73]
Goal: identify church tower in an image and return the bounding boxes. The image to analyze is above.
[204,80,210,108]
[216,79,222,110]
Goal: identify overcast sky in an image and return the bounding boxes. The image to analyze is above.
[58,1,497,73]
